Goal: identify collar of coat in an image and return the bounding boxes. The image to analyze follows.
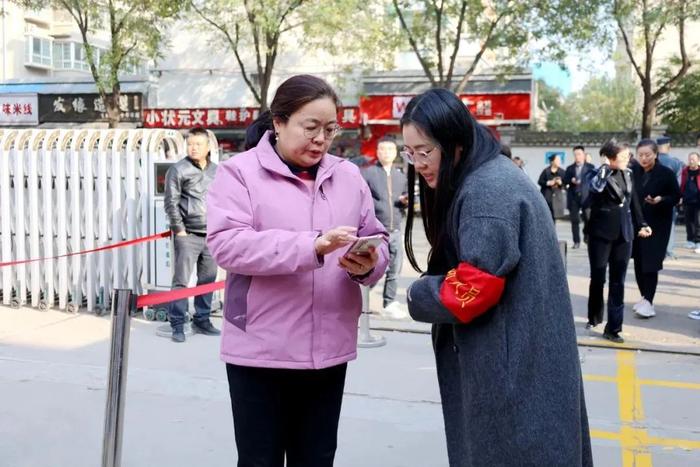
[255,130,341,186]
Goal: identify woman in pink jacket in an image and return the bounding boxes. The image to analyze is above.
[206,74,389,467]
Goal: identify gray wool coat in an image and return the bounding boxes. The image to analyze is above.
[407,156,593,467]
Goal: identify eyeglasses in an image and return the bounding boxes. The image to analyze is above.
[400,146,437,165]
[303,124,341,140]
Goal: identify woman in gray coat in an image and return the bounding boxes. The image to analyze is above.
[401,89,592,466]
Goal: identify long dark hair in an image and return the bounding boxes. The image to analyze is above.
[245,74,341,150]
[401,89,501,272]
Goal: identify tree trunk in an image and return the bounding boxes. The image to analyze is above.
[641,81,655,138]
[259,76,270,112]
[106,91,121,129]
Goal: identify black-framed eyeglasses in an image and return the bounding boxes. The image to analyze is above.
[400,146,437,165]
[303,123,341,140]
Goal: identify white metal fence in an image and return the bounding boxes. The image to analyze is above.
[0,128,187,314]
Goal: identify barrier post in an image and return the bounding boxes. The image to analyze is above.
[101,289,133,467]
[357,286,386,348]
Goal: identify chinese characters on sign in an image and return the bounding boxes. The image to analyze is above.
[0,94,39,126]
[38,93,143,123]
[143,107,361,129]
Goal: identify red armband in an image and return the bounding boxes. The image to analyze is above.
[438,262,506,323]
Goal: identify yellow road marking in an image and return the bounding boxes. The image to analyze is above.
[617,351,653,467]
[584,353,700,461]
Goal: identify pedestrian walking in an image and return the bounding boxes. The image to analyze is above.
[584,140,651,342]
[631,140,681,318]
[656,136,684,259]
[164,127,220,343]
[206,74,389,467]
[361,137,409,319]
[538,154,566,222]
[401,89,592,467]
[680,152,700,251]
[564,145,595,248]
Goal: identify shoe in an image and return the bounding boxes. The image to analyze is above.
[603,332,624,344]
[380,301,410,320]
[585,322,596,330]
[688,310,700,320]
[572,243,580,249]
[686,241,697,249]
[634,300,656,318]
[633,299,646,311]
[171,326,186,343]
[192,319,221,336]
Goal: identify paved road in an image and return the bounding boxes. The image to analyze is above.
[1,309,699,466]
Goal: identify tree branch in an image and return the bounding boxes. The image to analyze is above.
[454,9,506,93]
[432,0,445,85]
[651,0,691,101]
[392,0,436,87]
[114,3,139,35]
[445,0,467,86]
[190,1,262,104]
[243,0,264,81]
[614,1,646,84]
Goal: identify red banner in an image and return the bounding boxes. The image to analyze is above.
[360,93,531,124]
[143,107,361,129]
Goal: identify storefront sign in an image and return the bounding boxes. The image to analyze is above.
[38,93,143,123]
[361,93,532,124]
[0,94,39,126]
[143,106,361,130]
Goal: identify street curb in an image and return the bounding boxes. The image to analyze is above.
[369,324,700,357]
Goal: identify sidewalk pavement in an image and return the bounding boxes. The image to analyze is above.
[368,222,700,355]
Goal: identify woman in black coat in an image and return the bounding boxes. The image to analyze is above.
[585,140,651,343]
[631,139,681,318]
[538,154,566,221]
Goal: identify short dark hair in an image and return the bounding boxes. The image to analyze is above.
[187,127,208,138]
[573,145,585,152]
[549,153,560,163]
[600,139,629,160]
[636,139,658,154]
[245,74,341,149]
[377,135,397,146]
[500,143,512,159]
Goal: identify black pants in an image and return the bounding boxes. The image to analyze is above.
[685,203,700,243]
[634,260,659,304]
[587,235,632,335]
[569,198,589,245]
[226,363,347,467]
[168,234,217,328]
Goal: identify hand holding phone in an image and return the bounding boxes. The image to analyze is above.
[343,235,383,257]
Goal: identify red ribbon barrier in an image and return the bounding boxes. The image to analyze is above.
[0,231,172,268]
[135,280,225,309]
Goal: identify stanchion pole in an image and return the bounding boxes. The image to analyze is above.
[102,289,133,467]
[357,286,386,348]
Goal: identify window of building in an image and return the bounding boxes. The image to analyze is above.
[25,36,53,68]
[53,42,72,69]
[73,43,90,71]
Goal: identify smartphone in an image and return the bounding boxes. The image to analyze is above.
[344,234,383,257]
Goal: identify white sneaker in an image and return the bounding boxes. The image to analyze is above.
[634,300,656,318]
[633,299,646,311]
[380,301,409,320]
[685,241,697,249]
[688,310,700,320]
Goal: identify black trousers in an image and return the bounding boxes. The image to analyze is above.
[685,203,700,243]
[587,235,632,335]
[569,198,589,245]
[634,260,659,304]
[226,363,347,467]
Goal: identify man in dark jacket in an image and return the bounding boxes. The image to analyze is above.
[680,152,700,250]
[538,154,566,222]
[362,137,408,319]
[164,127,219,342]
[564,145,595,248]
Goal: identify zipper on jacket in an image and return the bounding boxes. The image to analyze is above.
[387,169,394,231]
